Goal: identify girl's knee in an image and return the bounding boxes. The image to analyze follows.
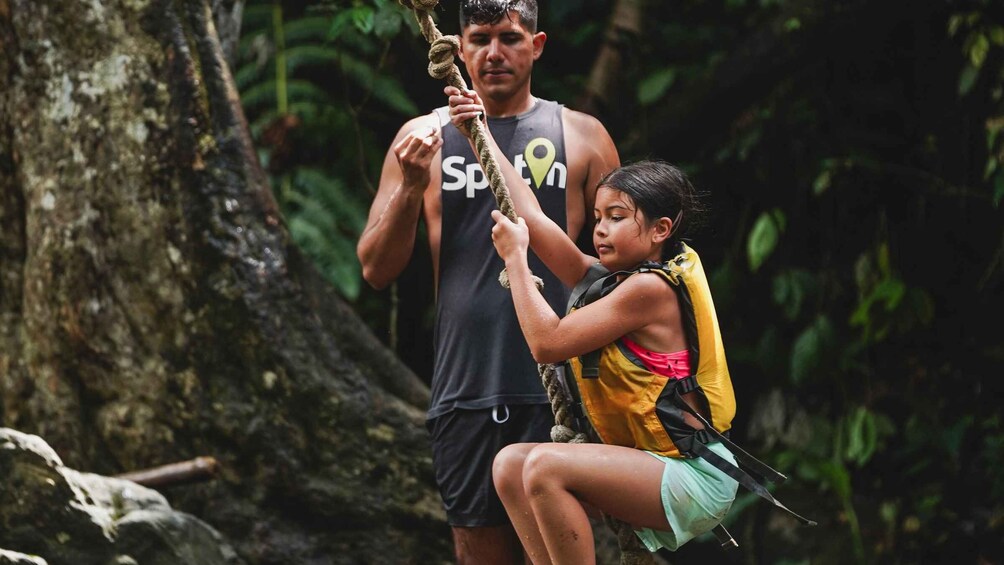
[493,443,531,494]
[522,445,567,495]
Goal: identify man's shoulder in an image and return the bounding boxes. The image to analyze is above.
[560,106,609,136]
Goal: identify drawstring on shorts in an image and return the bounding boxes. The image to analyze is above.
[492,404,510,424]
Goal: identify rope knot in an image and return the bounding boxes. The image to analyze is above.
[498,268,544,291]
[428,35,460,79]
[551,425,587,444]
[398,0,439,10]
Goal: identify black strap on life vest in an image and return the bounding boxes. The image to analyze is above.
[567,263,651,377]
[668,386,817,527]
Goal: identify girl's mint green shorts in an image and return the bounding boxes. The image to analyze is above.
[633,442,739,552]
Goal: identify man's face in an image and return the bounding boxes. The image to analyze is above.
[458,12,546,103]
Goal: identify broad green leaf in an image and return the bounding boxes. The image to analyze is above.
[328,9,359,40]
[985,156,999,179]
[874,278,906,311]
[772,269,814,320]
[948,14,963,37]
[958,64,981,96]
[991,26,1004,46]
[813,169,831,195]
[817,460,852,500]
[353,7,376,35]
[790,315,833,384]
[969,33,990,67]
[637,68,677,106]
[747,209,785,272]
[843,407,878,466]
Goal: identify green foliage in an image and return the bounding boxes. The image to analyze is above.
[747,208,785,272]
[238,0,418,300]
[612,1,1004,560]
[772,268,816,320]
[789,314,833,384]
[285,169,367,299]
[637,68,676,106]
[850,244,934,345]
[949,9,1004,95]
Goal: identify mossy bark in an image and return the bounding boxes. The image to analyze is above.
[0,1,447,563]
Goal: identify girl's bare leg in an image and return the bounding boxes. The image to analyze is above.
[494,443,552,564]
[521,443,669,565]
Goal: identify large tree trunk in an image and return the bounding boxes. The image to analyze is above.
[0,1,448,563]
[573,0,642,134]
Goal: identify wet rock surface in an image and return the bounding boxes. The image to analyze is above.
[0,428,243,565]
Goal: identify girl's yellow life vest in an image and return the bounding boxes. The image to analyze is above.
[566,244,736,458]
[558,243,816,532]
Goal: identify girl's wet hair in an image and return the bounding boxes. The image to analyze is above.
[460,0,538,32]
[597,160,705,256]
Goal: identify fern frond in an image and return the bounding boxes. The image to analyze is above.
[285,45,344,74]
[283,16,332,44]
[338,54,418,115]
[241,79,332,112]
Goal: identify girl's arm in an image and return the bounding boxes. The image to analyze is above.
[492,211,678,363]
[448,86,594,289]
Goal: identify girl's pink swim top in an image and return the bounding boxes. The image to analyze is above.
[621,337,691,379]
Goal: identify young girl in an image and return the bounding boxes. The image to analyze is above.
[446,87,741,563]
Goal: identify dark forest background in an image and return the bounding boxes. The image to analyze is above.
[133,0,1004,562]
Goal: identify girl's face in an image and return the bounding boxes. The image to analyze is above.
[592,186,669,271]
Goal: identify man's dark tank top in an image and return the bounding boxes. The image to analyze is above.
[428,99,569,420]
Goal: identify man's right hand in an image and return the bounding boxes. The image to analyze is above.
[393,125,442,190]
[445,86,485,139]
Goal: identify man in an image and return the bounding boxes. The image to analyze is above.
[357,1,619,562]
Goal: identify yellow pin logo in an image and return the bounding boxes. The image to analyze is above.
[524,138,556,189]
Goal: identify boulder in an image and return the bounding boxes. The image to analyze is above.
[0,428,243,565]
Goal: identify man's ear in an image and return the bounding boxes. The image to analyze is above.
[652,217,673,244]
[532,31,547,60]
[456,34,466,62]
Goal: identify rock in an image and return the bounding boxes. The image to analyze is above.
[0,549,48,565]
[0,428,243,565]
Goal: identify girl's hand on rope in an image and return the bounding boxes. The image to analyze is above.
[393,125,442,191]
[445,85,485,139]
[490,209,529,263]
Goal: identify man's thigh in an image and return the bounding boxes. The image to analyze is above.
[427,405,552,527]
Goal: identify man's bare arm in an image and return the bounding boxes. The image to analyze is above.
[357,115,441,290]
[563,108,620,240]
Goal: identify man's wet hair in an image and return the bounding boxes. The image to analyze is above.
[459,0,538,33]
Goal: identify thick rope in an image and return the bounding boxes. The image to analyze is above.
[398,3,653,563]
[402,2,517,221]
